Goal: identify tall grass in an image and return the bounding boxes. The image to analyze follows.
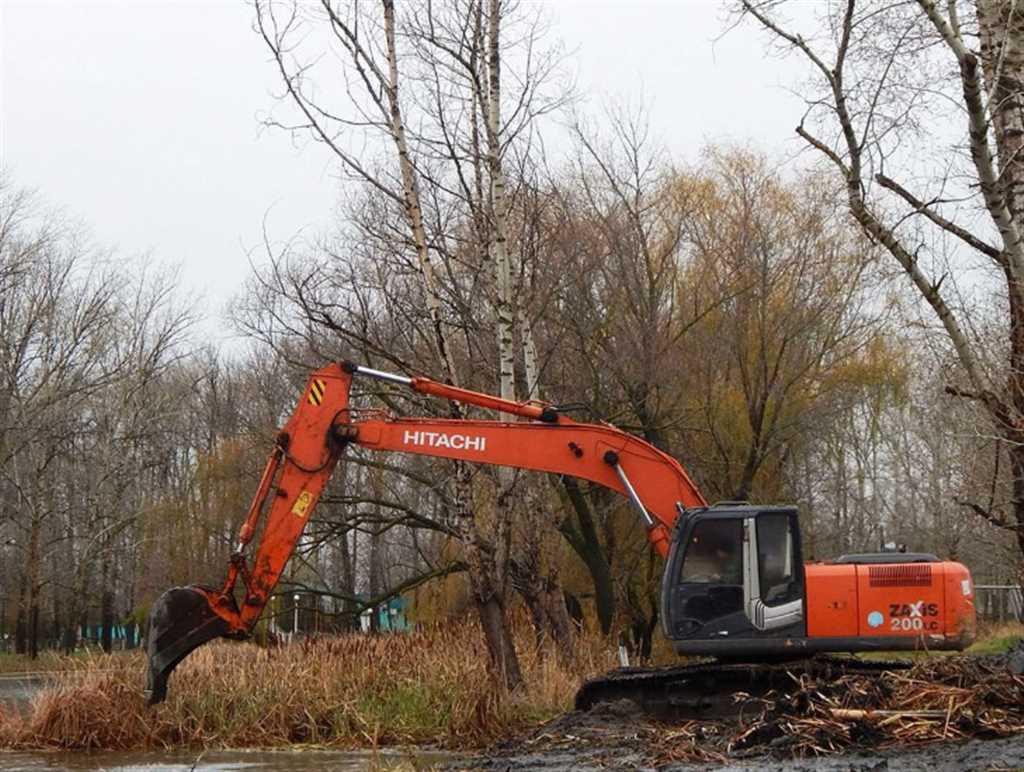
[0,618,617,751]
[0,650,98,676]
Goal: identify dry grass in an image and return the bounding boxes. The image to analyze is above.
[5,621,1019,754]
[0,618,616,751]
[0,650,105,676]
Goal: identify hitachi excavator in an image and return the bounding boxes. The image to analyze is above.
[145,362,977,714]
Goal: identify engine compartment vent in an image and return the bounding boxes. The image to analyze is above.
[868,564,933,587]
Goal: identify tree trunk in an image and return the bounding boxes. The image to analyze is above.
[485,0,516,405]
[61,625,76,655]
[99,549,113,653]
[1008,443,1024,586]
[510,551,574,662]
[28,602,39,659]
[558,477,615,633]
[978,0,1024,223]
[100,591,113,653]
[14,610,25,655]
[338,525,358,631]
[467,539,523,690]
[14,570,27,655]
[51,594,62,654]
[979,0,1024,579]
[368,522,383,634]
[27,514,40,659]
[515,576,547,649]
[468,573,520,688]
[381,0,522,687]
[541,571,575,664]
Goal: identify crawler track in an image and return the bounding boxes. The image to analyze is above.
[574,655,913,720]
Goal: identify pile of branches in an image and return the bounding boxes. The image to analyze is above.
[503,650,1024,767]
[725,656,1024,758]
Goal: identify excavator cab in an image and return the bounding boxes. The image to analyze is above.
[662,504,807,657]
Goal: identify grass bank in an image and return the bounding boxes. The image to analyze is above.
[0,619,616,751]
[966,621,1024,654]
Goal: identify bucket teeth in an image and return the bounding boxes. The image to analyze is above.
[144,586,232,705]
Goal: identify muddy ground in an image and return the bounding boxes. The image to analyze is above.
[462,643,1024,771]
[463,699,1024,771]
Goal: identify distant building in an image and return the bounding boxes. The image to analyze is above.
[358,595,411,632]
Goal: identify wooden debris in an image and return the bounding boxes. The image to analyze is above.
[829,708,946,720]
[651,654,1024,764]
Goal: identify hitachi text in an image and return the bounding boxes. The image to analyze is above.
[403,430,487,451]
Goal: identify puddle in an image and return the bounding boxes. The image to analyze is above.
[0,674,48,715]
[0,748,458,771]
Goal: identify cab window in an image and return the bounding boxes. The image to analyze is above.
[680,519,743,584]
[756,513,798,604]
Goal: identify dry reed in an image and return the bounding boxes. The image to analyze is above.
[0,617,616,751]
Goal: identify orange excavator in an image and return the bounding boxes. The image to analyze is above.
[145,362,977,710]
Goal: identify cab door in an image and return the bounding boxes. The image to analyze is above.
[742,511,805,632]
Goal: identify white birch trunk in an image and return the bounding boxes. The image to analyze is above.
[382,0,459,384]
[485,0,516,406]
[977,0,1024,225]
[383,0,523,689]
[518,305,540,401]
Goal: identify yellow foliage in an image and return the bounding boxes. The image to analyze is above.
[137,437,265,602]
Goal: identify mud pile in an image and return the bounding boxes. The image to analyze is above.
[477,654,1024,770]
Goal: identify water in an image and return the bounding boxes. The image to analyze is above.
[0,674,48,714]
[0,748,458,771]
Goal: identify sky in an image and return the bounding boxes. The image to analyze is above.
[0,1,808,341]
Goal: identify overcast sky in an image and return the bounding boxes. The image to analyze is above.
[0,1,808,341]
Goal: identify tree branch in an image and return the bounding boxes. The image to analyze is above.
[876,173,1003,260]
[955,497,1024,531]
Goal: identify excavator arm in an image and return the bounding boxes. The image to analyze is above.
[145,362,705,704]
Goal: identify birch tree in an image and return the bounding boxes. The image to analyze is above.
[252,0,566,687]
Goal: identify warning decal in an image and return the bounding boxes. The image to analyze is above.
[308,378,326,406]
[291,490,313,518]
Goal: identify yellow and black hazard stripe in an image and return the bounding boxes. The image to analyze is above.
[308,378,326,406]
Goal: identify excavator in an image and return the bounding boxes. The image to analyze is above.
[145,362,977,714]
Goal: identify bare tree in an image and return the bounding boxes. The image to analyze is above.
[251,0,569,686]
[0,178,196,655]
[737,0,1024,580]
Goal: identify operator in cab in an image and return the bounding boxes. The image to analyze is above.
[681,520,743,584]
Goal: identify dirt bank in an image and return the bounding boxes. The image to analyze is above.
[463,642,1024,771]
[464,700,1024,771]
[468,732,1024,771]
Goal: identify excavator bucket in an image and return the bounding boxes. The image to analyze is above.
[144,586,232,705]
